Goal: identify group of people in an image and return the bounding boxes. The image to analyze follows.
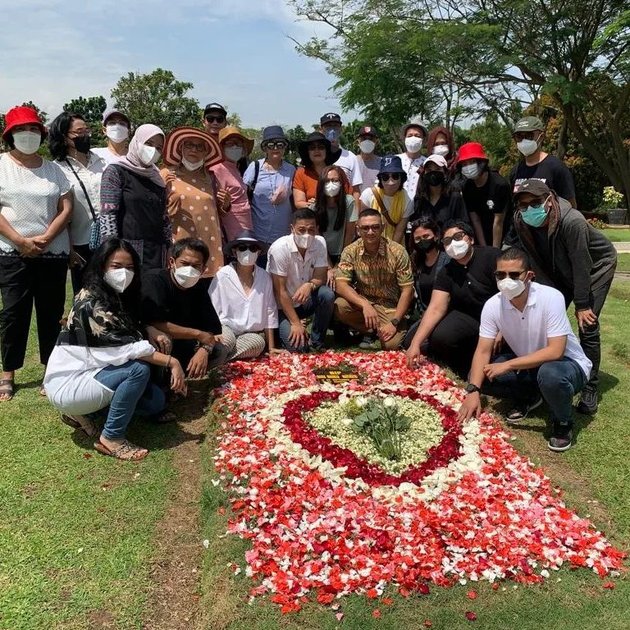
[0,101,617,458]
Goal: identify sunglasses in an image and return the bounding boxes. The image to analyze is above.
[182,141,208,151]
[516,197,546,212]
[236,244,259,252]
[264,141,287,150]
[358,224,382,233]
[441,231,467,246]
[308,143,326,151]
[381,173,401,182]
[205,115,226,123]
[494,270,526,280]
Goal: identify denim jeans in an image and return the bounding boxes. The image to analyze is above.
[278,285,335,352]
[482,353,587,427]
[95,360,165,440]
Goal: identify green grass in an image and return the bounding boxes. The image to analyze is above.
[198,279,630,630]
[601,228,630,242]
[615,254,630,273]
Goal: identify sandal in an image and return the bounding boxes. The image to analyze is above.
[0,378,14,402]
[39,384,47,397]
[94,438,149,461]
[61,414,100,439]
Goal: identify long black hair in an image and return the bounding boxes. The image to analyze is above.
[313,165,350,233]
[82,238,143,326]
[48,111,85,161]
[407,216,442,270]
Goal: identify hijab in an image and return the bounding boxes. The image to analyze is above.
[117,123,166,188]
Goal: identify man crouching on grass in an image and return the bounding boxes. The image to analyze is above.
[458,247,592,452]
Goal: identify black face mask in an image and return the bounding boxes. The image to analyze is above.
[73,134,91,154]
[415,239,437,252]
[424,171,446,187]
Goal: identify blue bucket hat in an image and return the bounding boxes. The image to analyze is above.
[378,155,407,185]
[261,125,287,146]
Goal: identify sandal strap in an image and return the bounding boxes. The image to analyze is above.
[110,440,147,460]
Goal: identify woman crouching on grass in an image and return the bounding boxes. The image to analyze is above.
[44,238,187,461]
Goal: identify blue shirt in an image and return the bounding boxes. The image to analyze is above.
[243,159,296,244]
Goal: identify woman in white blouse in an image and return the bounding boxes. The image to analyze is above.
[0,105,73,402]
[49,111,106,292]
[209,231,279,360]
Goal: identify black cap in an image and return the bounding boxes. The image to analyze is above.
[514,179,551,197]
[320,112,342,126]
[357,125,379,138]
[204,102,227,116]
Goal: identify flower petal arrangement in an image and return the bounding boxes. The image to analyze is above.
[212,351,625,610]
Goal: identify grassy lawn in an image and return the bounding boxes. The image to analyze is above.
[601,228,630,242]
[616,254,630,273]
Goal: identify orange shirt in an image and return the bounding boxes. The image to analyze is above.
[293,167,352,202]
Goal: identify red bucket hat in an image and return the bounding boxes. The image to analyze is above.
[2,105,46,140]
[457,142,488,164]
[162,126,222,169]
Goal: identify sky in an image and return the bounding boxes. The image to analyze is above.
[0,0,352,129]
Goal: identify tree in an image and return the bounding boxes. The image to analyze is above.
[291,0,630,207]
[63,96,107,146]
[110,68,201,132]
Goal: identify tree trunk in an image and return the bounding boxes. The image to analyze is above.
[556,118,569,160]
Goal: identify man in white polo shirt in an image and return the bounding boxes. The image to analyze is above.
[267,208,335,352]
[458,247,591,452]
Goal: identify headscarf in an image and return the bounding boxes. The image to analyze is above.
[117,123,166,188]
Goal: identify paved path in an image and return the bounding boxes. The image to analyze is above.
[614,242,630,253]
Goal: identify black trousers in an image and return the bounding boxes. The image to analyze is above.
[0,256,68,371]
[427,310,480,379]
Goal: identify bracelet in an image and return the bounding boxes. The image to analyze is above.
[198,343,214,354]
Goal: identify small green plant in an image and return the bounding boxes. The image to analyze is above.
[601,186,624,210]
[351,397,411,460]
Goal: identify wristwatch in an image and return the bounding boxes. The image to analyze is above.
[465,383,481,394]
[391,318,400,328]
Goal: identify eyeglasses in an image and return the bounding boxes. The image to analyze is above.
[182,141,208,151]
[516,197,546,212]
[441,231,467,246]
[308,143,326,151]
[494,270,527,280]
[381,173,401,182]
[236,244,259,252]
[513,132,538,141]
[358,224,382,233]
[264,141,287,150]
[205,115,226,123]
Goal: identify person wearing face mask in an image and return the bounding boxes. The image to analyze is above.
[396,122,427,198]
[43,239,187,460]
[457,248,593,452]
[293,132,337,209]
[505,116,576,246]
[413,154,469,228]
[457,142,511,248]
[406,221,500,378]
[141,237,228,379]
[401,217,450,349]
[209,231,279,360]
[160,127,225,278]
[92,109,131,165]
[512,179,617,415]
[267,209,335,352]
[426,126,457,172]
[49,111,106,292]
[210,126,254,242]
[0,105,73,402]
[319,113,363,203]
[360,155,414,244]
[355,126,382,192]
[99,124,171,273]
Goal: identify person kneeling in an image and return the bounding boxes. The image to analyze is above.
[458,248,592,452]
[334,209,414,350]
[142,237,227,378]
[267,209,335,352]
[44,239,187,461]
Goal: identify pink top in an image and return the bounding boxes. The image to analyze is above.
[210,160,253,241]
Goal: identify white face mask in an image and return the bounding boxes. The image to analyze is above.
[404,136,423,153]
[324,181,342,197]
[517,139,539,157]
[497,277,526,300]
[106,124,129,143]
[294,233,314,249]
[445,238,469,260]
[173,265,201,288]
[104,268,134,293]
[181,157,205,171]
[236,249,259,266]
[359,139,376,154]
[224,146,243,162]
[433,144,449,157]
[139,144,161,166]
[462,162,482,180]
[12,130,42,155]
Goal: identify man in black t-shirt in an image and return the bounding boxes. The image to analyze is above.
[505,116,576,245]
[142,237,227,378]
[457,142,512,248]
